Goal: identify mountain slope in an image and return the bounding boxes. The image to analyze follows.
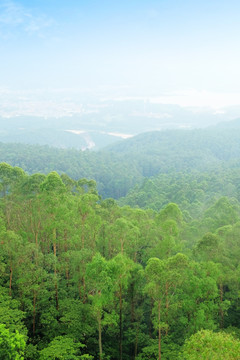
[1,120,240,198]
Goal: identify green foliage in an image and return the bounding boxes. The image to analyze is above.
[0,163,240,359]
[0,286,27,336]
[136,339,181,360]
[182,330,240,359]
[4,126,240,199]
[40,172,66,194]
[39,336,84,360]
[0,323,26,360]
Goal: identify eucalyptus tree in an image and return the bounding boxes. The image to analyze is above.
[16,242,47,337]
[86,253,116,360]
[145,254,188,360]
[0,286,27,337]
[176,260,220,340]
[39,172,67,311]
[0,324,25,360]
[109,254,136,360]
[0,228,25,297]
[39,336,86,360]
[0,163,26,198]
[182,329,240,360]
[194,233,231,329]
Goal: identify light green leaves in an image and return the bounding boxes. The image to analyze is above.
[0,324,25,360]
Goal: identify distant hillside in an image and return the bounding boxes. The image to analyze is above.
[0,143,142,198]
[118,169,240,217]
[106,125,240,175]
[1,120,240,198]
[0,102,238,150]
[213,117,240,128]
[0,116,130,150]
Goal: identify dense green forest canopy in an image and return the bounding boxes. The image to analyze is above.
[2,122,240,199]
[1,162,240,359]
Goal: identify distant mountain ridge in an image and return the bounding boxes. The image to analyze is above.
[1,100,239,150]
[1,120,240,198]
[213,117,240,128]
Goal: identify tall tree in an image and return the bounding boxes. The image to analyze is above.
[86,253,115,360]
[110,254,135,360]
[145,254,188,360]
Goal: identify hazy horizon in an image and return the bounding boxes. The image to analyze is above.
[1,0,240,117]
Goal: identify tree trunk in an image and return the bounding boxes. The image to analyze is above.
[130,283,135,322]
[82,276,86,303]
[64,230,69,287]
[66,267,69,287]
[158,300,161,360]
[53,233,59,311]
[121,238,124,254]
[9,264,13,296]
[119,282,123,360]
[55,280,59,311]
[98,312,103,360]
[219,283,224,329]
[134,323,140,359]
[34,218,41,247]
[81,214,87,249]
[149,299,154,338]
[33,290,37,336]
[130,282,135,360]
[165,282,169,336]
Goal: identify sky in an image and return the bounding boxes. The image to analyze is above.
[1,0,240,109]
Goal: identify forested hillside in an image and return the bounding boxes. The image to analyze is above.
[118,169,240,214]
[3,0,240,357]
[107,127,240,175]
[0,143,142,199]
[2,122,240,199]
[1,163,240,359]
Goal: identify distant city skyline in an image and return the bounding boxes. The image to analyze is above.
[1,0,240,111]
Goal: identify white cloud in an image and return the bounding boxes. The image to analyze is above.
[0,0,54,38]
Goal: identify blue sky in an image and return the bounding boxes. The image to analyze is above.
[1,0,240,107]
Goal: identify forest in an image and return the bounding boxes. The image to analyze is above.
[3,0,240,357]
[1,130,240,359]
[1,125,240,359]
[2,122,240,199]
